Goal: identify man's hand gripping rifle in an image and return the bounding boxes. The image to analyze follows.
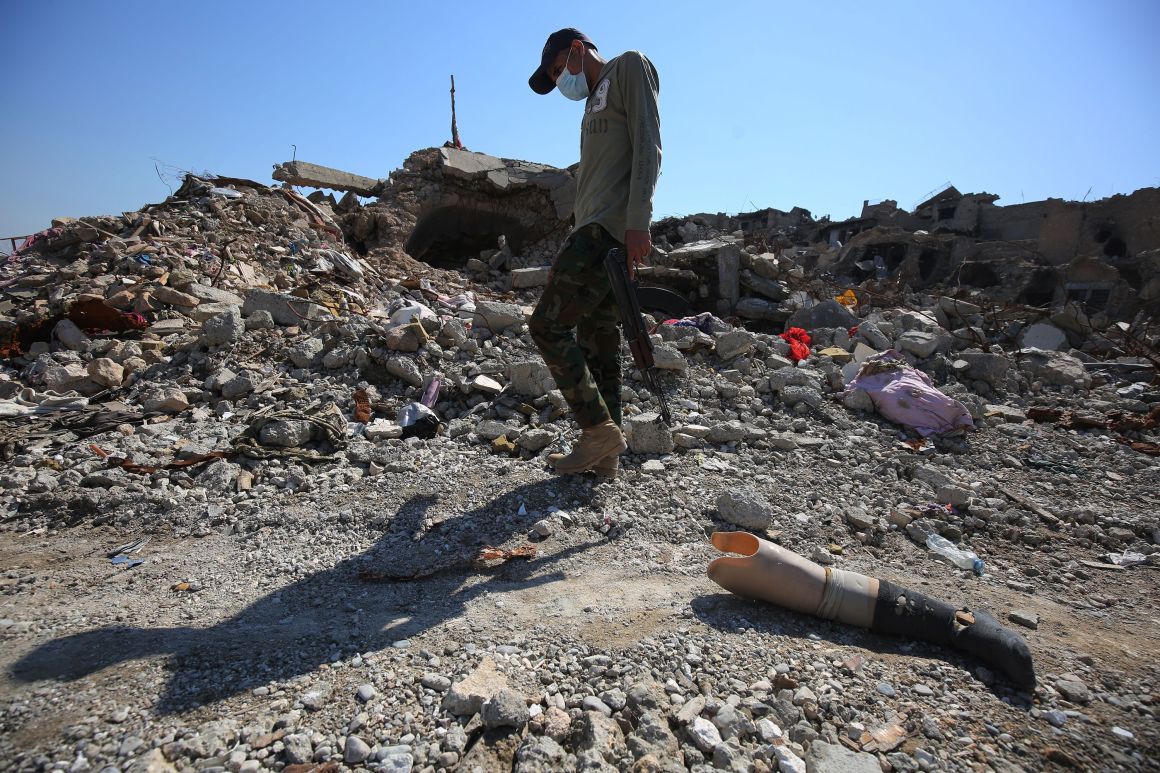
[604,247,672,425]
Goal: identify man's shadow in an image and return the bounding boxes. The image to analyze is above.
[11,478,595,714]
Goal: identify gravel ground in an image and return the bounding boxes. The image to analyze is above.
[2,399,1158,772]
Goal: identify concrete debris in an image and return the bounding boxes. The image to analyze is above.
[272,160,385,197]
[0,150,1157,773]
[473,300,525,332]
[717,487,774,530]
[443,656,508,716]
[481,688,530,730]
[511,266,551,289]
[624,412,675,454]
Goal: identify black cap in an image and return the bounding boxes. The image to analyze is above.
[529,28,594,95]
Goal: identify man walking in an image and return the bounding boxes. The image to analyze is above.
[526,28,662,479]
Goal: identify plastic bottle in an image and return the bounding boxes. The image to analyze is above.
[926,534,985,575]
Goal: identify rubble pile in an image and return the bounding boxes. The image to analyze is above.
[652,185,1160,325]
[0,152,1158,772]
[328,147,574,274]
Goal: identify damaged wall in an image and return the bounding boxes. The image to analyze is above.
[821,187,1160,320]
[977,188,1160,266]
[833,228,967,287]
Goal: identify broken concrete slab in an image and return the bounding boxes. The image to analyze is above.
[853,342,878,362]
[652,342,688,371]
[957,350,1010,387]
[664,238,738,262]
[437,147,577,220]
[271,160,384,197]
[473,301,524,332]
[717,244,741,314]
[1018,349,1092,388]
[442,656,508,716]
[736,297,783,321]
[242,290,329,326]
[508,360,554,397]
[384,322,428,353]
[470,375,505,395]
[185,283,245,307]
[740,269,790,302]
[43,363,89,391]
[785,300,857,332]
[805,741,880,773]
[985,404,1027,423]
[1018,321,1069,351]
[715,330,753,361]
[624,412,674,454]
[187,302,241,324]
[511,266,551,289]
[896,330,942,359]
[440,148,507,178]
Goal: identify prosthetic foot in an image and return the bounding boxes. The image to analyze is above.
[708,532,1035,688]
[871,580,1035,689]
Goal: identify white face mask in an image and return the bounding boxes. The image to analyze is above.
[555,46,589,101]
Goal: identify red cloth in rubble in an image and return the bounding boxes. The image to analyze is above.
[779,327,812,362]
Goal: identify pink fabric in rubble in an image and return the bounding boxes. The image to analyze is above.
[845,350,974,437]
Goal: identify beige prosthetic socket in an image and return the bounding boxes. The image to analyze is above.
[708,532,879,629]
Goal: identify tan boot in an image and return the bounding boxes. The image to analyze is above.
[548,420,627,474]
[591,453,620,479]
[547,450,620,478]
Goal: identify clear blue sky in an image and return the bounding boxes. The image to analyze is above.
[2,1,1158,243]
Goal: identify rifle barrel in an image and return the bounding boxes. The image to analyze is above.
[605,248,672,426]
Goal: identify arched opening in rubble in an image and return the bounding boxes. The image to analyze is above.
[918,248,940,282]
[959,262,1000,288]
[876,243,909,274]
[1017,268,1059,308]
[1094,226,1128,259]
[1119,266,1141,291]
[404,206,529,268]
[1103,236,1127,258]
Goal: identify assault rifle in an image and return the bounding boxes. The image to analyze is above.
[604,248,672,425]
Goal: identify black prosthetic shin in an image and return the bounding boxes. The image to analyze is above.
[870,580,1035,689]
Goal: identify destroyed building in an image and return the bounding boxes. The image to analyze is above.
[264,150,1159,328]
[644,181,1160,326]
[276,147,575,272]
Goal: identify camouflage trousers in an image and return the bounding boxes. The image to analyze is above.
[528,224,622,429]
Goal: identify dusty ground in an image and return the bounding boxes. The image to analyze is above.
[1,411,1157,772]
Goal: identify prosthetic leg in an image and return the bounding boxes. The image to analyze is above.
[708,532,1035,689]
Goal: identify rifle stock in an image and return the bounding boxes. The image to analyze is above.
[604,248,673,425]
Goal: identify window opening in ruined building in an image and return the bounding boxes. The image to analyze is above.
[959,262,1000,288]
[1066,282,1114,312]
[1119,266,1141,290]
[404,206,528,268]
[937,206,957,221]
[878,243,908,273]
[918,249,939,281]
[1018,268,1059,307]
[1102,236,1127,258]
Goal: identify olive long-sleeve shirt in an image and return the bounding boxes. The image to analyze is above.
[572,50,661,242]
